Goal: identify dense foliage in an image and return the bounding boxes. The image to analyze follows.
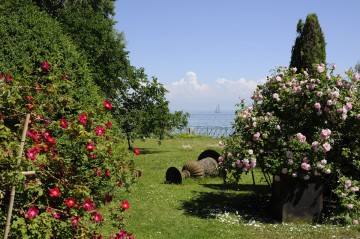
[222,64,360,225]
[32,0,189,145]
[0,0,136,238]
[290,14,326,74]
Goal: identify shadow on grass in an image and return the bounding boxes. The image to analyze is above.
[202,183,270,194]
[132,148,169,155]
[181,184,275,222]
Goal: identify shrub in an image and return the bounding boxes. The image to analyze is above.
[222,64,360,225]
[0,1,136,237]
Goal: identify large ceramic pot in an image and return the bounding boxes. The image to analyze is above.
[271,175,323,223]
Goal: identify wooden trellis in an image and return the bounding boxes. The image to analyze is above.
[3,114,36,239]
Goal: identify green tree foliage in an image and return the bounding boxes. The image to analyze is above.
[290,13,326,74]
[355,60,360,73]
[32,0,189,146]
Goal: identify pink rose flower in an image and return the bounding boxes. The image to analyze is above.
[332,91,340,99]
[317,64,325,73]
[344,180,352,188]
[320,129,331,140]
[322,143,331,152]
[314,102,321,110]
[273,93,280,101]
[253,132,261,141]
[296,133,306,142]
[301,162,311,171]
[345,102,352,111]
[353,72,359,82]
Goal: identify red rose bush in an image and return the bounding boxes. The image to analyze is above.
[0,60,136,238]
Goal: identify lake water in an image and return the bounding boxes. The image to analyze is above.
[187,111,236,128]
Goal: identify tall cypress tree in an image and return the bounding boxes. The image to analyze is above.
[290,13,326,74]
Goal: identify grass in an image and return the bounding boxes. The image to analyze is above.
[120,135,360,239]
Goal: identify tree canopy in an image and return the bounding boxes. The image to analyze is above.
[290,13,326,74]
[32,0,189,146]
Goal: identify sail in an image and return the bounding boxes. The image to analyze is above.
[215,104,220,113]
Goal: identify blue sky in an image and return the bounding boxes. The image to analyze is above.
[114,1,360,113]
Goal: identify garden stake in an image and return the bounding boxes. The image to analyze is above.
[4,114,31,239]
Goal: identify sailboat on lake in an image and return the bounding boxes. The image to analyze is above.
[214,103,221,113]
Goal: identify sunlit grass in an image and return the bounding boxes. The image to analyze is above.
[119,136,360,239]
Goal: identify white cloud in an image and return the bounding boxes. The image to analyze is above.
[166,71,263,112]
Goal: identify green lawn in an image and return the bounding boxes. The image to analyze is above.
[121,135,359,239]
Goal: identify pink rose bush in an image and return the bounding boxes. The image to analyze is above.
[222,64,360,224]
[0,61,137,237]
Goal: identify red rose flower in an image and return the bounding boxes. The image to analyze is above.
[25,206,39,219]
[53,212,61,219]
[103,100,112,111]
[60,118,68,129]
[121,200,130,210]
[91,212,102,223]
[95,126,105,136]
[133,147,140,155]
[78,113,88,125]
[26,148,37,161]
[105,193,113,204]
[46,136,56,144]
[27,130,39,141]
[86,142,96,151]
[71,216,79,227]
[82,198,96,211]
[65,197,76,207]
[106,120,112,129]
[4,73,13,83]
[42,60,51,70]
[49,187,61,197]
[93,168,102,176]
